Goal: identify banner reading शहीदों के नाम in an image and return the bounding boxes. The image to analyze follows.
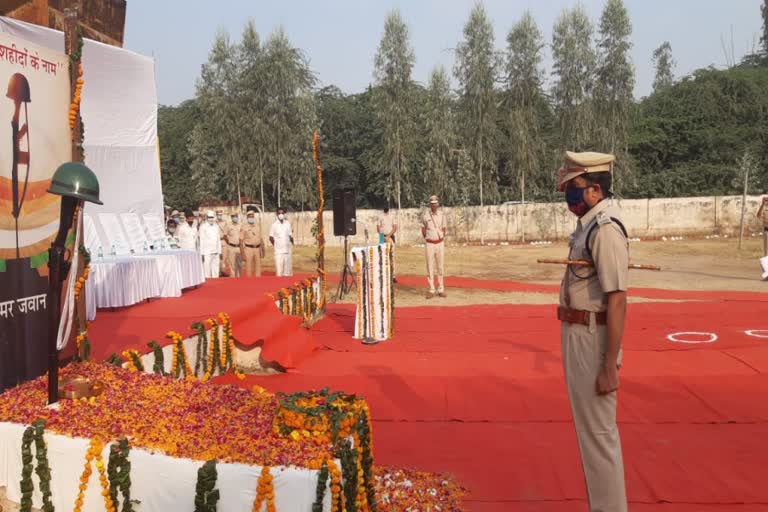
[0,32,71,391]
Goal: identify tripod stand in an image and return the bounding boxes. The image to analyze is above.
[336,235,356,301]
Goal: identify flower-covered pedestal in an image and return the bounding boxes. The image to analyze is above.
[350,244,394,342]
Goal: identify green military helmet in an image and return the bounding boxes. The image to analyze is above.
[48,162,103,205]
[6,73,31,102]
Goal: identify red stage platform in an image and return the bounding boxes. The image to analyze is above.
[88,275,768,510]
[88,276,318,368]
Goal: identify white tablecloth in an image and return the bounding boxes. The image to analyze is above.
[0,421,331,511]
[85,256,160,320]
[85,251,205,321]
[135,251,205,297]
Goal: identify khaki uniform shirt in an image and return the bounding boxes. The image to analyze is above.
[224,224,241,246]
[559,200,629,312]
[378,213,397,236]
[422,210,446,242]
[241,223,262,247]
[762,206,768,228]
[217,220,227,241]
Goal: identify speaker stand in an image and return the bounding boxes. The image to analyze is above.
[336,235,356,301]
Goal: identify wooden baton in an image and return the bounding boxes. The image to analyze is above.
[537,259,661,271]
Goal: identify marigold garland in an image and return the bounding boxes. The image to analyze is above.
[328,459,345,512]
[251,465,276,512]
[68,63,83,140]
[167,331,193,380]
[312,131,327,312]
[74,438,116,512]
[76,327,91,362]
[121,350,144,373]
[74,245,91,302]
[355,257,363,337]
[367,246,377,340]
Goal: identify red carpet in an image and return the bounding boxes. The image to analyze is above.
[217,296,768,511]
[88,277,318,368]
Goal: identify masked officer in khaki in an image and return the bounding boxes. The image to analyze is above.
[421,195,446,299]
[240,209,265,277]
[557,151,629,512]
[216,209,229,275]
[224,212,242,277]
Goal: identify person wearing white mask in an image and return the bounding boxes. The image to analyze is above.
[165,219,180,249]
[177,209,199,253]
[199,211,222,278]
[269,207,294,276]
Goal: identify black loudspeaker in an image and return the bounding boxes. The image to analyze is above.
[333,188,356,237]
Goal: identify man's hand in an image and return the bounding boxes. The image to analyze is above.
[597,364,619,394]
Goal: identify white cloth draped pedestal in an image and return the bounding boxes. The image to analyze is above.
[85,250,205,321]
[350,243,394,341]
[0,422,331,512]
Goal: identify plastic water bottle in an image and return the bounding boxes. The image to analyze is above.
[110,244,116,256]
[97,246,103,259]
[143,241,148,253]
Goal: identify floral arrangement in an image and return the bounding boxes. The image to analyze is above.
[0,362,328,468]
[273,388,376,512]
[312,131,327,311]
[351,245,394,341]
[271,276,322,323]
[0,363,464,511]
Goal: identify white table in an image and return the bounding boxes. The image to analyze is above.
[85,250,205,321]
[135,250,205,297]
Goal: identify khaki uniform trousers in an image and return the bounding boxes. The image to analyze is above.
[561,321,627,512]
[425,241,445,293]
[221,243,229,274]
[243,246,262,277]
[227,245,241,277]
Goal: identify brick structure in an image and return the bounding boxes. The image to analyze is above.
[0,0,126,47]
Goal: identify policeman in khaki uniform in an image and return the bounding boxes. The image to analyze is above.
[421,195,447,299]
[216,209,229,274]
[557,151,629,512]
[224,212,242,277]
[240,209,265,277]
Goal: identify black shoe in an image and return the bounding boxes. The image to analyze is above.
[392,277,398,283]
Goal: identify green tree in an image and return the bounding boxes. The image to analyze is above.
[188,28,241,203]
[261,27,316,207]
[455,2,499,217]
[158,100,201,210]
[652,42,675,92]
[505,11,547,206]
[234,19,269,208]
[373,9,417,210]
[423,66,457,204]
[551,5,596,151]
[594,0,635,193]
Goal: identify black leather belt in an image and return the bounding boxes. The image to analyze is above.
[245,243,261,248]
[227,242,239,248]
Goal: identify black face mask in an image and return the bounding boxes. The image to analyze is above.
[566,186,590,217]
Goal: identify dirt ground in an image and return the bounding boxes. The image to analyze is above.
[264,236,767,306]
